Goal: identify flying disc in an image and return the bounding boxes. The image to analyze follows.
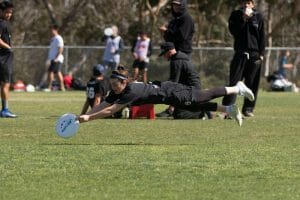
[104,27,113,36]
[55,113,80,138]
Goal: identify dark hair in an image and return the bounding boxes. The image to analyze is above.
[51,24,59,31]
[0,0,14,11]
[138,30,147,36]
[240,0,255,3]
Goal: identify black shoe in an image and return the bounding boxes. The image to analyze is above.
[156,109,173,117]
[243,111,254,117]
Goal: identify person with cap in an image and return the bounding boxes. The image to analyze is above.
[77,68,256,127]
[222,0,265,117]
[0,0,17,118]
[159,0,194,59]
[156,42,212,119]
[102,25,124,72]
[80,64,110,115]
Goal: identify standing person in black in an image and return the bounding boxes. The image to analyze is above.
[159,0,194,58]
[222,0,265,117]
[0,1,16,118]
[157,42,211,119]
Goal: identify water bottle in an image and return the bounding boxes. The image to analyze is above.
[123,107,130,119]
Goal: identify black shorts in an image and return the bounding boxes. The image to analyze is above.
[0,53,13,83]
[132,59,148,71]
[160,81,193,107]
[48,60,63,73]
[160,81,225,111]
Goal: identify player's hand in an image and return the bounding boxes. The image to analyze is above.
[244,7,253,18]
[159,25,167,32]
[133,53,138,59]
[78,115,90,123]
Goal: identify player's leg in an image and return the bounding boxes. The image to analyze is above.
[141,61,148,83]
[47,71,54,90]
[242,58,262,116]
[222,53,246,106]
[57,71,65,91]
[0,55,17,118]
[132,60,139,81]
[193,82,254,104]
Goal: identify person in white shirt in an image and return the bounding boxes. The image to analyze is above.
[102,25,124,71]
[131,31,152,83]
[46,25,65,91]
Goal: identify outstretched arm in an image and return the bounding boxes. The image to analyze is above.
[79,101,126,123]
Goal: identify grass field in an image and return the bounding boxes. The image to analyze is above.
[0,91,300,200]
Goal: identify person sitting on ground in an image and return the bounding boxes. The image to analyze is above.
[78,68,255,126]
[80,64,110,114]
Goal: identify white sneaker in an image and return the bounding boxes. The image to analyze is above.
[228,105,243,126]
[237,81,255,101]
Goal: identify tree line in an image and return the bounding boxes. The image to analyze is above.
[8,0,300,86]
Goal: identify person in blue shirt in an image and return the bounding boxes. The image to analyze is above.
[278,50,294,79]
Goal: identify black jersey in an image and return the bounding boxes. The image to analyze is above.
[86,78,110,107]
[0,19,12,55]
[105,81,194,108]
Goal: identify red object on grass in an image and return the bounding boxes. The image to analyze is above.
[130,104,155,119]
[64,75,73,89]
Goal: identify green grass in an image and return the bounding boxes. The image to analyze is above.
[1,91,300,200]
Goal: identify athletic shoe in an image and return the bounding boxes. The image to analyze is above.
[156,109,173,117]
[237,81,255,101]
[1,109,17,118]
[228,105,242,126]
[243,111,254,117]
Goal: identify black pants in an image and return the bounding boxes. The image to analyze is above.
[222,52,262,113]
[173,87,225,112]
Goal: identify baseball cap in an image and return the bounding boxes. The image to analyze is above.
[171,0,181,5]
[159,42,175,57]
[93,64,106,76]
[0,0,14,11]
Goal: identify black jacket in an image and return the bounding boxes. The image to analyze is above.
[164,0,194,54]
[169,51,200,88]
[228,8,265,56]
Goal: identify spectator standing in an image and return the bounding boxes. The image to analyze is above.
[102,25,124,71]
[46,25,65,91]
[131,31,152,83]
[222,0,265,117]
[81,64,110,115]
[0,1,16,118]
[278,50,294,80]
[159,0,194,58]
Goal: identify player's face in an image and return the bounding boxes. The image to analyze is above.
[172,3,181,13]
[163,51,171,60]
[242,1,254,9]
[110,78,126,94]
[2,8,13,21]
